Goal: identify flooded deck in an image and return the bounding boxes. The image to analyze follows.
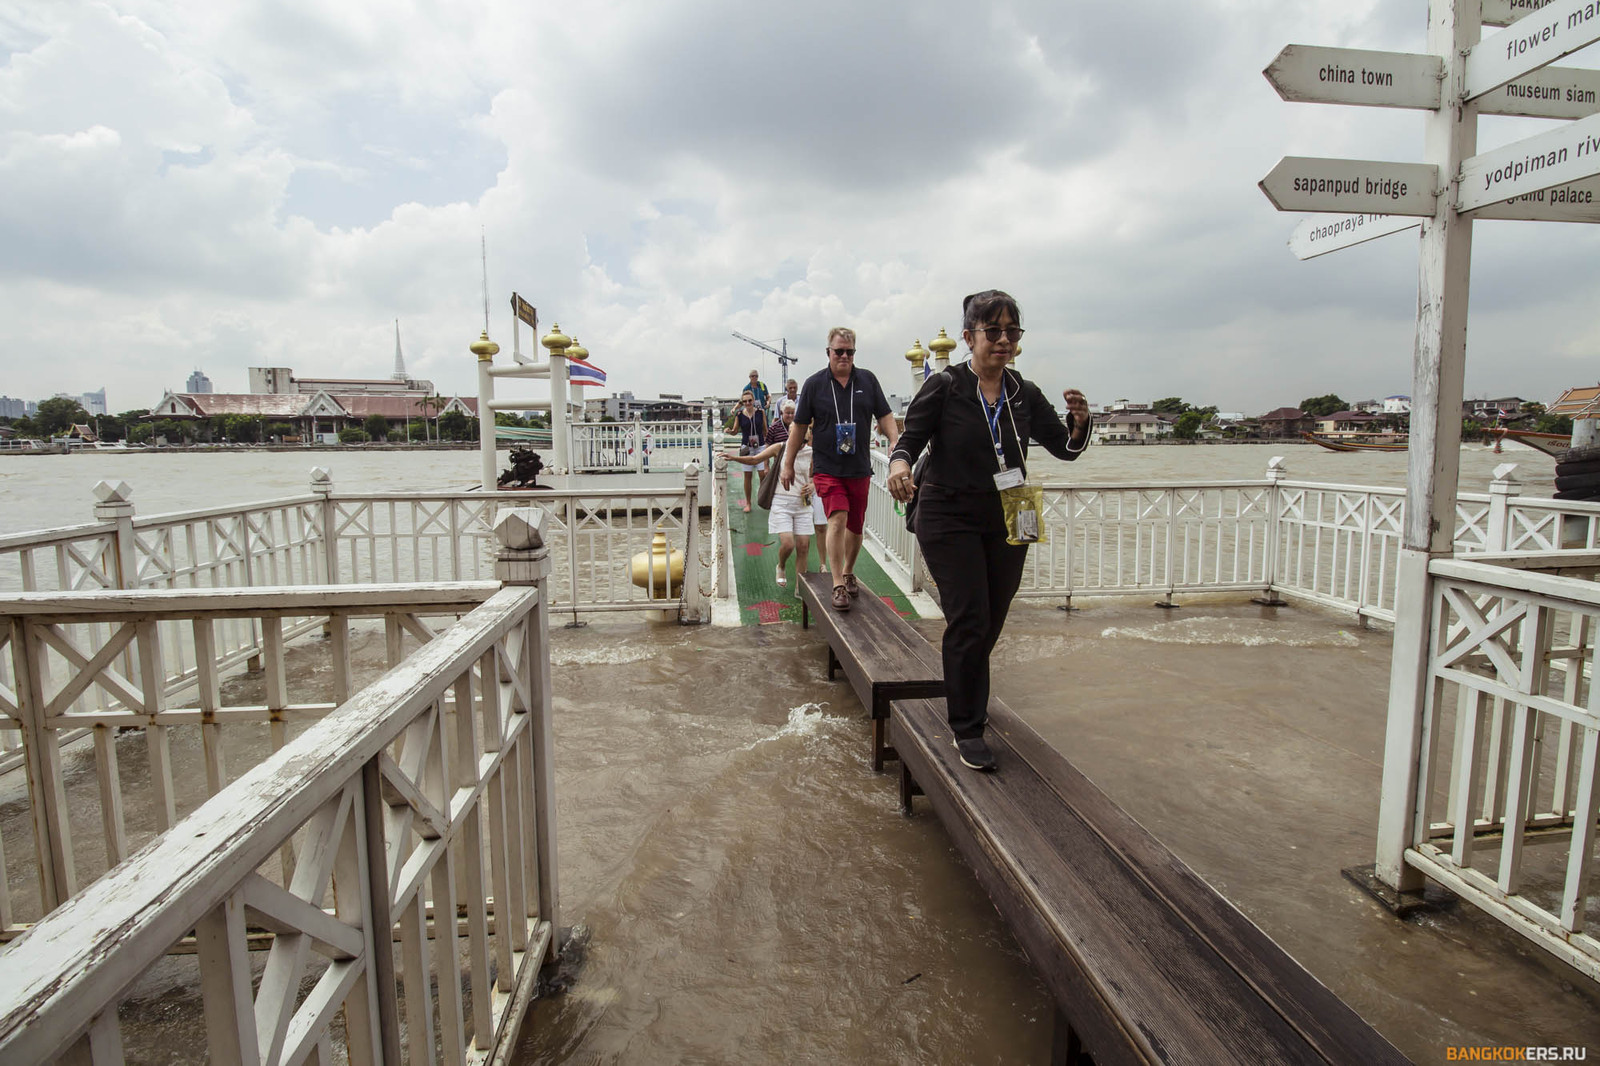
[509,597,1598,1063]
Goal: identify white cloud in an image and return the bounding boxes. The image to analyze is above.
[0,0,1594,421]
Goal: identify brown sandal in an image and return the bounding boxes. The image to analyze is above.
[831,585,850,611]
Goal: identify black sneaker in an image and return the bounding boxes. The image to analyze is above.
[954,736,997,771]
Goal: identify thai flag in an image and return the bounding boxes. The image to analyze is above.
[569,358,607,387]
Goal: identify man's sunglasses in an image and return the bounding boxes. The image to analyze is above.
[829,347,856,357]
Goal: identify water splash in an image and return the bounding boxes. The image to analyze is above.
[1099,616,1361,648]
[743,702,848,750]
[552,646,658,666]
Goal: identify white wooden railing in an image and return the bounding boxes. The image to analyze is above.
[0,513,561,1064]
[1397,553,1600,981]
[569,416,717,473]
[854,455,1600,621]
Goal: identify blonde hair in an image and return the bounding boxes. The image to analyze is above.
[827,327,856,346]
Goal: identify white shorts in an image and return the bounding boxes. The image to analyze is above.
[768,494,812,537]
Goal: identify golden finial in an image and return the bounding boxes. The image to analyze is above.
[927,328,956,359]
[471,330,500,362]
[541,323,571,355]
[905,338,927,367]
[567,337,589,362]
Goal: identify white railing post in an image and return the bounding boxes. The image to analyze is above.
[475,329,500,491]
[310,467,338,583]
[634,416,645,473]
[1486,462,1521,552]
[492,507,559,956]
[681,462,708,623]
[92,481,137,590]
[712,454,731,600]
[1262,457,1287,598]
[11,617,75,911]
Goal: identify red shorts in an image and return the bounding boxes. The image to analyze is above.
[812,473,869,535]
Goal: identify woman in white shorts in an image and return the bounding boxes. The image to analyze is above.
[727,427,815,589]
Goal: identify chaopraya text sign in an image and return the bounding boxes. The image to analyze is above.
[1288,214,1423,259]
[1465,0,1600,99]
[1457,110,1600,210]
[1259,158,1439,216]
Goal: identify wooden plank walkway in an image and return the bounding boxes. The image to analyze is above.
[797,572,942,770]
[798,573,1408,1064]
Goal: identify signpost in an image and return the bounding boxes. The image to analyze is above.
[1467,174,1600,219]
[1258,158,1438,216]
[1464,0,1600,99]
[1260,0,1600,941]
[1288,214,1422,259]
[1264,46,1443,109]
[1456,109,1600,210]
[1477,64,1600,118]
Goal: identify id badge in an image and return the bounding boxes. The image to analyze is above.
[993,466,1024,490]
[835,423,857,455]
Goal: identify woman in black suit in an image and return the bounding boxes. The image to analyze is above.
[887,290,1092,771]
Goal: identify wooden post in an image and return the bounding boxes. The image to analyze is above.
[712,454,731,601]
[92,481,137,591]
[1374,0,1480,894]
[13,618,75,910]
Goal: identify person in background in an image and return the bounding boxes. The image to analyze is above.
[780,378,799,420]
[783,327,898,611]
[734,389,768,513]
[746,370,770,412]
[726,416,815,590]
[887,289,1091,772]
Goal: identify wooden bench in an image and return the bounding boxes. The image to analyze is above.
[889,694,1409,1065]
[796,572,943,770]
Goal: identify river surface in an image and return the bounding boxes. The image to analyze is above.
[2,442,1593,1064]
[0,439,1558,536]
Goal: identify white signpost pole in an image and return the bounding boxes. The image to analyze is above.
[1375,0,1481,899]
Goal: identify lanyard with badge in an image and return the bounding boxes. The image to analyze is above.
[979,367,1045,545]
[830,373,857,455]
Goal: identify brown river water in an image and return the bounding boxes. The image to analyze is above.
[1,443,1593,1064]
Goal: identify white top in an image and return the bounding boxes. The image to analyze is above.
[776,446,812,503]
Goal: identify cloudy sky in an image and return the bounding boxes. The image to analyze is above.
[2,0,1595,418]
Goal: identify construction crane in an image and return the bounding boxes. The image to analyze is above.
[731,331,799,401]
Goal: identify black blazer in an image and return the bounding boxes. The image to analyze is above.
[889,361,1089,502]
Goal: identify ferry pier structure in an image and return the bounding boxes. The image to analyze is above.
[0,442,1595,1059]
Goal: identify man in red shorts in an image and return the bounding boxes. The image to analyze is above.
[782,327,899,611]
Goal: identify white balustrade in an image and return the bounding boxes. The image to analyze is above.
[1396,555,1600,981]
[0,523,560,1064]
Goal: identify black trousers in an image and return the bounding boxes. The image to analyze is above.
[916,515,1029,739]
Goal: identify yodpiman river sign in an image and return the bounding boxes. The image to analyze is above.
[1456,110,1600,210]
[1288,214,1423,259]
[1477,65,1600,118]
[1264,46,1444,110]
[1259,158,1439,216]
[1464,0,1600,99]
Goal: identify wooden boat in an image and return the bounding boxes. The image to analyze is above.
[1491,427,1569,458]
[1302,432,1408,452]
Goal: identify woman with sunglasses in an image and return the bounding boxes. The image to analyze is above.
[887,290,1092,771]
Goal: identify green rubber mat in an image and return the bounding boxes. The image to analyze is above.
[727,477,917,625]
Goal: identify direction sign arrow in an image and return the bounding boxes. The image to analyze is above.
[1467,175,1600,220]
[1478,65,1600,118]
[1288,214,1422,259]
[1259,158,1439,216]
[1465,0,1600,100]
[1457,110,1600,210]
[1483,0,1562,27]
[1264,45,1442,110]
